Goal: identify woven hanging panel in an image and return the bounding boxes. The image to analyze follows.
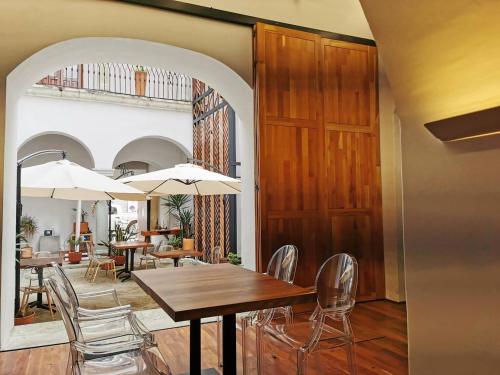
[192,79,232,259]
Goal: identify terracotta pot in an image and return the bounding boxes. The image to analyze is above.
[135,71,147,96]
[20,246,33,259]
[100,262,114,271]
[73,222,89,234]
[68,251,82,264]
[112,255,126,266]
[182,238,194,251]
[15,311,35,325]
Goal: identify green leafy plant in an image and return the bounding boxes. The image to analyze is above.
[112,222,136,242]
[20,215,38,242]
[227,252,241,266]
[167,235,183,249]
[162,194,193,238]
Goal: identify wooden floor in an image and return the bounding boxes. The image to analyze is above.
[0,300,408,374]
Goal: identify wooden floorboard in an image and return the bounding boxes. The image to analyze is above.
[0,300,408,374]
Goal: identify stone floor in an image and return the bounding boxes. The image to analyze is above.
[6,257,214,350]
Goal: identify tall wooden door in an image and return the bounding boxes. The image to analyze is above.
[255,23,385,300]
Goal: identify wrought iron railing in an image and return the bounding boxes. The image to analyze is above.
[37,63,192,102]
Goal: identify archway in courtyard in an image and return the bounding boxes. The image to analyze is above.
[2,37,254,347]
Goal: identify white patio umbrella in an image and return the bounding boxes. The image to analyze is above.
[119,163,241,196]
[21,159,146,249]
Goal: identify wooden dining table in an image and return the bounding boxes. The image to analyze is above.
[132,264,316,375]
[151,249,203,267]
[20,256,63,309]
[110,241,152,281]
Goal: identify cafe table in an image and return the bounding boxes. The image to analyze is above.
[20,256,63,309]
[151,249,203,267]
[132,263,316,375]
[110,240,152,281]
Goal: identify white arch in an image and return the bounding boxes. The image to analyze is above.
[17,130,96,168]
[111,135,192,168]
[2,37,255,347]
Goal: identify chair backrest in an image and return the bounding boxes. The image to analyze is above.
[204,246,222,264]
[34,251,52,258]
[46,277,78,342]
[50,262,80,311]
[153,239,166,253]
[159,244,173,252]
[315,253,358,313]
[266,245,299,283]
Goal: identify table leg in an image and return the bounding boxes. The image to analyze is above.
[222,314,237,375]
[174,258,179,267]
[130,249,136,272]
[124,249,130,273]
[190,319,201,375]
[37,267,43,307]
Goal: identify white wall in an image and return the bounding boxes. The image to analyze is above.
[17,94,193,169]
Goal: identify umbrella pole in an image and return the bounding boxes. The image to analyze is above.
[75,200,81,252]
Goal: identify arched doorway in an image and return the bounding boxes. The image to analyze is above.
[2,37,254,346]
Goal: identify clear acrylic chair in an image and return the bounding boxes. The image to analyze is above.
[139,240,166,269]
[51,262,153,344]
[217,244,299,374]
[46,278,171,375]
[256,253,358,375]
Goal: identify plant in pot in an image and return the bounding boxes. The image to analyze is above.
[19,215,38,259]
[72,208,89,234]
[162,195,194,251]
[227,252,242,266]
[167,235,183,250]
[99,222,136,266]
[15,298,35,325]
[134,65,148,96]
[67,237,82,264]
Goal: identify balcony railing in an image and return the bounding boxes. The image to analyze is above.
[37,64,192,102]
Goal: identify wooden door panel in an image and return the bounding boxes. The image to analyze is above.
[326,130,376,210]
[265,216,324,287]
[331,214,378,300]
[256,23,384,298]
[263,125,321,212]
[263,29,320,125]
[322,41,375,129]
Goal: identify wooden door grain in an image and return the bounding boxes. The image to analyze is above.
[255,23,384,299]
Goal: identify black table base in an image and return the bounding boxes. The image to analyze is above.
[190,315,237,375]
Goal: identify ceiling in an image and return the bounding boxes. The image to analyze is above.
[360,0,500,124]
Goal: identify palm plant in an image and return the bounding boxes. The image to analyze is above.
[162,194,193,238]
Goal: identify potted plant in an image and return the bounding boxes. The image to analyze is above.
[162,195,194,250]
[227,252,242,266]
[167,235,183,250]
[134,65,147,96]
[179,208,194,251]
[67,237,82,264]
[99,222,136,266]
[72,208,89,234]
[15,300,35,325]
[20,215,38,259]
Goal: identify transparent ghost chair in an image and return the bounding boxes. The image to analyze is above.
[256,253,358,375]
[140,239,166,269]
[46,278,171,375]
[51,262,153,344]
[217,244,299,374]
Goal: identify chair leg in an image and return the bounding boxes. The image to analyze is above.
[216,315,223,367]
[241,316,249,375]
[297,349,308,375]
[343,316,357,375]
[46,290,55,320]
[91,264,99,283]
[256,324,266,375]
